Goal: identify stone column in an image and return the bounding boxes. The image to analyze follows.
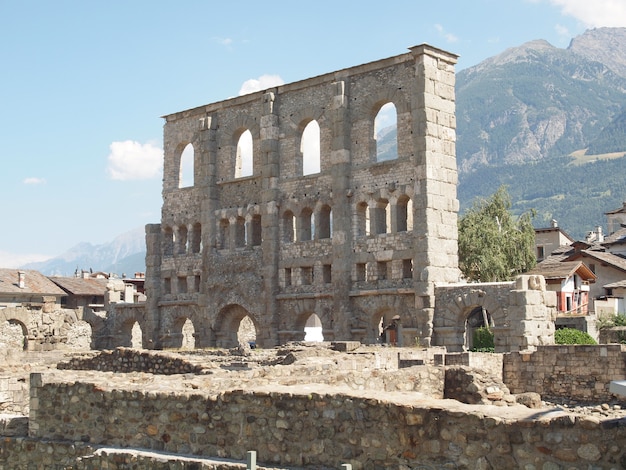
[259,91,281,347]
[143,223,162,349]
[198,114,218,348]
[329,80,353,340]
[410,45,461,347]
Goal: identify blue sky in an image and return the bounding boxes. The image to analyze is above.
[1,0,625,267]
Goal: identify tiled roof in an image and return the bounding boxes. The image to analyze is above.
[569,250,626,274]
[603,227,626,245]
[48,277,108,296]
[0,269,66,296]
[527,260,596,282]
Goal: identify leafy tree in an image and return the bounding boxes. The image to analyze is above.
[458,185,536,282]
[554,328,597,345]
[471,327,495,352]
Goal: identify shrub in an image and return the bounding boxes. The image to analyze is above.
[471,327,495,352]
[554,328,597,345]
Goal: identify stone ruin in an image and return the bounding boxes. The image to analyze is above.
[1,45,625,469]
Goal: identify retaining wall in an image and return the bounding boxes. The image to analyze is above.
[504,344,626,401]
[23,373,626,469]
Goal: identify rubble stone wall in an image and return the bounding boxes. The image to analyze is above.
[25,374,626,469]
[504,344,626,400]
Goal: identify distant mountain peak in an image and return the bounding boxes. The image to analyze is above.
[568,27,626,78]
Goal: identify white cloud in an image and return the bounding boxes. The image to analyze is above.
[214,37,233,46]
[106,140,163,181]
[548,0,626,27]
[23,177,45,185]
[0,251,52,268]
[434,23,459,43]
[238,74,285,96]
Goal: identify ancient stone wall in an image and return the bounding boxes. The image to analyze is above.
[434,275,557,352]
[23,373,626,469]
[144,45,461,350]
[504,344,626,401]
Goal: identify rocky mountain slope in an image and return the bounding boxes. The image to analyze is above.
[456,27,626,238]
[22,227,146,276]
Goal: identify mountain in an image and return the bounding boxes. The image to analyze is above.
[22,227,146,277]
[454,27,626,239]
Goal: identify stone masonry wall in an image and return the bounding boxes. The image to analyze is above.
[504,344,626,401]
[26,373,626,469]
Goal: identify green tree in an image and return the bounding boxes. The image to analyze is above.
[458,185,536,282]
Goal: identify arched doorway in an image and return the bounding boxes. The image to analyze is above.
[215,305,258,349]
[372,310,401,346]
[130,321,143,348]
[304,313,324,342]
[465,306,494,351]
[237,315,257,347]
[0,320,28,352]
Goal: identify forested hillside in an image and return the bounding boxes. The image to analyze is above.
[455,27,626,239]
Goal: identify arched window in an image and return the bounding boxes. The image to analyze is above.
[235,216,246,248]
[371,199,389,235]
[317,205,332,239]
[282,211,296,243]
[181,318,195,350]
[374,102,398,162]
[130,321,143,349]
[191,223,202,254]
[356,202,370,237]
[235,130,253,178]
[177,225,188,255]
[302,120,321,175]
[304,313,324,342]
[163,226,174,256]
[299,208,313,241]
[396,196,413,232]
[219,219,230,250]
[179,143,195,188]
[249,215,262,247]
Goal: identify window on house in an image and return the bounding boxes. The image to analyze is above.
[589,263,596,274]
[284,268,292,287]
[163,277,171,294]
[537,246,545,260]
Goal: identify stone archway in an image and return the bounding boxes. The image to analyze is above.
[464,306,494,351]
[0,319,28,352]
[433,286,507,352]
[214,304,259,349]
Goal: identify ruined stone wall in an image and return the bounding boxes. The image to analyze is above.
[0,306,94,353]
[504,344,626,401]
[25,374,626,469]
[145,44,461,350]
[434,275,557,352]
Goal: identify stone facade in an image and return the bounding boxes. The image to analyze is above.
[143,45,461,349]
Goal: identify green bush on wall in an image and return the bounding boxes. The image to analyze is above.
[554,328,597,345]
[471,327,495,352]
